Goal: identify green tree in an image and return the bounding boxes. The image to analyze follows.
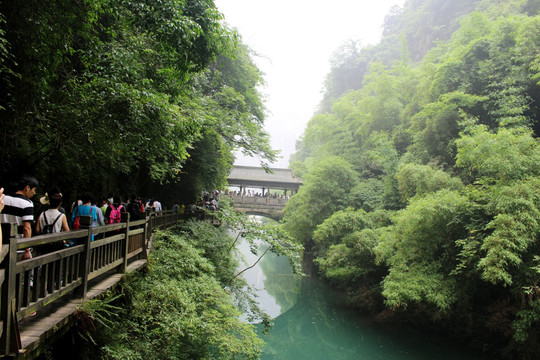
[476,177,540,286]
[377,189,471,311]
[286,1,540,354]
[312,209,382,286]
[83,223,264,360]
[455,125,540,287]
[456,125,540,184]
[282,157,359,244]
[407,92,487,167]
[0,0,275,206]
[315,228,380,286]
[348,178,384,212]
[395,162,463,203]
[312,208,373,258]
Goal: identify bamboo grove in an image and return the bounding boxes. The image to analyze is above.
[283,0,540,357]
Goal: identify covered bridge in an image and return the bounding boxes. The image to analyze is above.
[227,165,303,196]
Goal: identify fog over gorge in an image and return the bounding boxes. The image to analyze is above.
[215,0,406,168]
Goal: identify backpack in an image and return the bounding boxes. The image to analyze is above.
[108,204,123,224]
[128,201,143,220]
[42,212,63,234]
[72,206,95,230]
[72,207,81,230]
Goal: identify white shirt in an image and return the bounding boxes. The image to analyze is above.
[39,209,65,233]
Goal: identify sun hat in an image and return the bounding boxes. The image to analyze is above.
[40,192,49,205]
[40,190,63,205]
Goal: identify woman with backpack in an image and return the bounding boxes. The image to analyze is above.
[70,192,99,242]
[104,194,126,224]
[36,193,70,252]
[37,193,69,234]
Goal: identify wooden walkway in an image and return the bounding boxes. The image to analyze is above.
[0,211,180,359]
[17,258,147,358]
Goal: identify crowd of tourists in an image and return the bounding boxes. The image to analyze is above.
[225,189,289,199]
[0,175,292,258]
[195,190,219,212]
[0,174,163,259]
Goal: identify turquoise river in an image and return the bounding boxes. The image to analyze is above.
[237,234,483,360]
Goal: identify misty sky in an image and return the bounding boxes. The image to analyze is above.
[214,0,406,168]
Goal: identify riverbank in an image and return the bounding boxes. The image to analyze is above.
[241,243,489,360]
[297,249,527,360]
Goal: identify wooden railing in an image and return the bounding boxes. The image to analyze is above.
[229,194,289,206]
[0,209,183,356]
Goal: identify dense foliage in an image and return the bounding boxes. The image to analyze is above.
[65,214,300,360]
[0,0,275,205]
[71,222,263,360]
[45,210,301,360]
[284,0,540,357]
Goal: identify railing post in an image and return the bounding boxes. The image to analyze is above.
[141,214,148,260]
[121,212,130,273]
[144,213,150,248]
[0,223,21,355]
[77,215,93,299]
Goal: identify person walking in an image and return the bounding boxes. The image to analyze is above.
[36,193,70,252]
[70,192,99,242]
[153,199,162,215]
[1,175,39,259]
[37,193,69,234]
[0,187,4,244]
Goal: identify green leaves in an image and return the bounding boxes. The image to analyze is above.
[282,2,540,352]
[215,208,303,277]
[315,229,380,285]
[477,177,540,286]
[313,208,372,257]
[395,163,463,202]
[93,223,265,360]
[456,125,540,183]
[378,189,470,310]
[0,0,276,202]
[282,157,359,244]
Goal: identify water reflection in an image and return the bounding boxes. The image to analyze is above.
[256,277,478,360]
[236,228,479,360]
[236,238,301,319]
[258,247,301,314]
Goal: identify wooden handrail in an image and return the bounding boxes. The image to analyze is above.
[0,210,181,356]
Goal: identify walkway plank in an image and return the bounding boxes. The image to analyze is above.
[16,256,150,358]
[0,213,164,359]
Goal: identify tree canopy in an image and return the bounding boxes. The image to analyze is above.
[0,0,276,205]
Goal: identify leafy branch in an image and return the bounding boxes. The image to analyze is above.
[215,208,304,279]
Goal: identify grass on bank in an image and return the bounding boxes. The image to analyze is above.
[75,220,266,360]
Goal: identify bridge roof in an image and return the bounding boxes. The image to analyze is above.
[227,165,303,190]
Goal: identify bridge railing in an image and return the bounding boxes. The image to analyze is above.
[228,194,288,206]
[0,209,181,356]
